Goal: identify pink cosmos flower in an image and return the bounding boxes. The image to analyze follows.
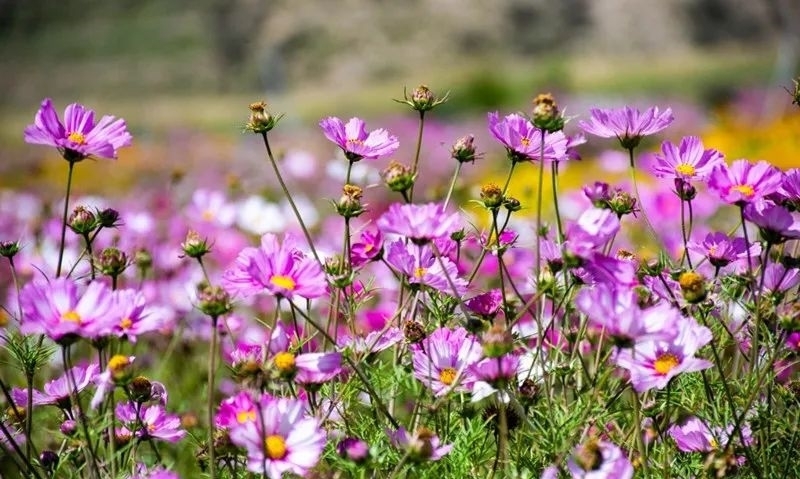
[707,159,784,205]
[90,288,162,342]
[336,327,403,356]
[293,352,343,387]
[777,168,800,209]
[388,427,453,462]
[411,327,482,396]
[566,439,633,479]
[12,364,99,410]
[487,112,568,162]
[116,402,186,443]
[376,202,461,244]
[465,289,504,318]
[350,228,384,266]
[762,262,800,294]
[19,278,115,343]
[744,200,800,243]
[319,116,399,161]
[651,136,724,181]
[222,233,326,300]
[615,318,713,392]
[579,106,674,149]
[384,240,468,296]
[688,232,760,270]
[130,464,180,479]
[668,416,716,452]
[229,396,326,478]
[216,391,259,429]
[24,98,132,161]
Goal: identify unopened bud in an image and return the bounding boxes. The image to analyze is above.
[337,437,370,463]
[68,206,97,236]
[607,189,637,217]
[181,230,211,259]
[397,85,449,112]
[674,178,697,201]
[503,196,522,213]
[97,247,128,278]
[382,161,415,193]
[0,240,21,258]
[480,183,504,209]
[336,184,366,219]
[482,324,513,358]
[531,93,565,132]
[39,450,59,472]
[129,376,153,403]
[60,419,78,436]
[451,134,477,164]
[97,208,122,228]
[198,285,233,318]
[679,271,707,304]
[245,101,282,133]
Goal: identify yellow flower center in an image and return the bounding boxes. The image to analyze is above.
[61,310,82,323]
[731,184,755,198]
[273,351,296,373]
[236,410,256,423]
[270,275,296,291]
[413,267,427,279]
[120,317,133,330]
[201,209,215,221]
[439,367,457,385]
[675,163,696,176]
[0,310,8,328]
[364,243,374,252]
[347,138,364,146]
[67,132,86,145]
[264,434,287,459]
[653,353,680,375]
[108,354,132,375]
[520,137,531,147]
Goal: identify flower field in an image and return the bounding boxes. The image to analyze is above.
[1,80,800,479]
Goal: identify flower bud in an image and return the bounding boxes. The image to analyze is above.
[382,161,415,193]
[480,183,504,209]
[607,189,637,217]
[39,450,59,472]
[482,324,513,358]
[97,208,122,228]
[97,247,129,278]
[337,437,370,463]
[531,93,565,132]
[0,240,21,258]
[129,376,153,403]
[583,181,611,208]
[451,134,478,164]
[503,196,522,213]
[678,271,707,304]
[397,85,449,112]
[134,248,152,271]
[181,230,212,259]
[245,101,282,133]
[788,77,800,108]
[198,285,233,318]
[450,229,466,243]
[60,419,78,436]
[108,355,135,384]
[335,184,366,219]
[68,206,97,236]
[674,178,697,201]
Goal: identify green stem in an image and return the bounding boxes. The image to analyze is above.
[56,161,76,278]
[680,199,693,269]
[551,161,564,242]
[443,162,463,210]
[627,147,662,252]
[208,316,219,479]
[407,111,426,202]
[260,132,320,263]
[631,391,648,473]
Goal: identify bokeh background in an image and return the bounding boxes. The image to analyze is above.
[1,0,799,198]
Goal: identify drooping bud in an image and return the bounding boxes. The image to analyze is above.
[674,178,697,201]
[335,184,366,219]
[382,161,415,194]
[97,247,129,278]
[451,134,478,164]
[503,196,522,213]
[197,285,233,318]
[480,183,504,210]
[0,240,21,258]
[531,93,565,132]
[245,101,282,134]
[68,206,97,236]
[96,208,122,228]
[678,271,707,304]
[181,230,211,259]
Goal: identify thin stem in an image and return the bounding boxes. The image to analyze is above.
[680,199,693,269]
[535,131,546,292]
[407,111,426,202]
[208,316,219,479]
[631,391,648,473]
[8,257,24,322]
[56,161,76,278]
[443,162,463,210]
[551,161,564,242]
[627,147,662,252]
[260,132,320,263]
[63,345,101,478]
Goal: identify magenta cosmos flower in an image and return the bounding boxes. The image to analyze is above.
[19,278,115,343]
[229,396,326,478]
[222,233,326,300]
[651,136,724,182]
[116,402,186,443]
[376,202,461,244]
[24,98,132,161]
[579,106,674,150]
[487,112,568,162]
[567,439,633,479]
[668,416,716,452]
[216,391,259,429]
[411,327,482,396]
[319,116,399,161]
[615,317,713,392]
[385,240,468,296]
[12,364,99,410]
[688,231,760,270]
[707,159,783,205]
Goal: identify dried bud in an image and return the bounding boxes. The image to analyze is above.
[337,437,370,463]
[96,208,122,228]
[0,240,21,258]
[480,183,504,209]
[382,161,415,193]
[678,271,707,304]
[531,93,565,132]
[39,450,59,472]
[129,376,153,403]
[68,206,97,235]
[451,134,478,164]
[403,321,426,344]
[503,196,522,213]
[97,247,129,278]
[198,285,233,318]
[335,184,366,219]
[607,189,637,217]
[482,324,513,357]
[396,85,449,112]
[674,178,697,201]
[181,230,211,259]
[245,101,282,133]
